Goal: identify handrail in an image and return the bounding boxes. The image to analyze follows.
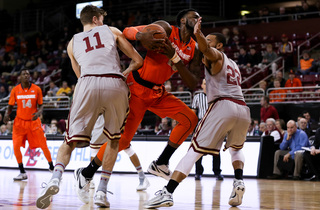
[297,32,320,64]
[267,86,320,102]
[202,11,320,28]
[241,57,283,85]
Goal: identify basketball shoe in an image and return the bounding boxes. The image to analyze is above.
[13,173,28,181]
[36,178,60,209]
[136,177,150,191]
[147,161,172,180]
[89,180,95,189]
[74,167,91,204]
[144,186,174,209]
[94,191,110,207]
[228,179,245,207]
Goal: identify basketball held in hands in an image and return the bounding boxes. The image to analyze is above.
[141,24,167,51]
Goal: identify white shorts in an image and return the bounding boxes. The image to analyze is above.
[90,115,107,150]
[190,99,251,155]
[65,75,129,148]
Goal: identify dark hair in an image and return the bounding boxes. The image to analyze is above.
[176,8,197,26]
[80,5,107,25]
[19,68,29,75]
[209,32,226,47]
[302,110,309,115]
[263,96,270,104]
[250,119,254,126]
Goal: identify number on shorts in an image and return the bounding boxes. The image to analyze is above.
[22,99,32,108]
[226,65,241,86]
[83,32,105,53]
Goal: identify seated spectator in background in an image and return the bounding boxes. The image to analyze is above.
[278,33,293,71]
[258,44,278,75]
[57,119,66,135]
[0,85,8,99]
[298,117,313,138]
[297,51,316,75]
[269,79,286,102]
[0,113,3,125]
[25,56,36,69]
[259,80,267,93]
[32,71,39,83]
[247,119,260,136]
[33,57,47,72]
[304,127,320,181]
[156,117,172,136]
[232,27,245,45]
[46,81,59,96]
[285,70,302,93]
[237,47,248,67]
[164,80,172,92]
[0,124,8,135]
[268,120,310,180]
[221,28,232,46]
[6,120,12,135]
[247,47,262,68]
[259,122,266,134]
[47,123,58,134]
[302,110,318,130]
[0,76,8,92]
[171,119,177,130]
[262,118,283,143]
[56,81,71,96]
[35,69,51,86]
[176,85,184,92]
[275,119,286,136]
[260,96,279,122]
[275,71,286,87]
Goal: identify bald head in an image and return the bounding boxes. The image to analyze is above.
[287,120,297,135]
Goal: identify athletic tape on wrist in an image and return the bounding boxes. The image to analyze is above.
[171,52,181,64]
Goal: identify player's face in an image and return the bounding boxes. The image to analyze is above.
[20,70,30,82]
[185,11,200,29]
[206,35,218,48]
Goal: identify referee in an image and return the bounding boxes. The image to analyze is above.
[192,79,224,180]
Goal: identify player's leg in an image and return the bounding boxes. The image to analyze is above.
[124,145,150,191]
[226,103,251,207]
[148,94,198,180]
[12,119,28,181]
[144,147,203,208]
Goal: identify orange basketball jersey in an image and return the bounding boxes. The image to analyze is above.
[128,25,196,85]
[9,83,43,120]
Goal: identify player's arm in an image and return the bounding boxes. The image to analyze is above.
[110,27,143,76]
[67,37,81,78]
[194,17,223,75]
[32,104,43,121]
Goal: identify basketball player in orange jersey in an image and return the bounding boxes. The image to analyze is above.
[4,69,54,181]
[75,9,202,192]
[145,17,251,209]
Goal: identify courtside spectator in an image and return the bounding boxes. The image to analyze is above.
[260,96,279,122]
[302,110,318,130]
[259,122,267,134]
[285,70,302,93]
[297,51,316,75]
[298,117,313,137]
[247,119,260,136]
[262,118,283,143]
[275,119,286,136]
[303,127,320,181]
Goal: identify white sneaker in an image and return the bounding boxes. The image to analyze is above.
[36,178,60,209]
[228,179,245,207]
[74,167,91,204]
[94,191,110,207]
[147,161,172,181]
[144,186,174,209]
[89,180,95,189]
[136,177,150,191]
[13,173,28,181]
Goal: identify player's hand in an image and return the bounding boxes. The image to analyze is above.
[157,38,175,59]
[137,30,165,50]
[3,114,10,124]
[283,153,291,162]
[194,17,202,35]
[311,147,316,155]
[32,112,41,121]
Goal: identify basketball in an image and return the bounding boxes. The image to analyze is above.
[142,24,167,39]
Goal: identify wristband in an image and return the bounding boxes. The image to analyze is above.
[171,52,181,64]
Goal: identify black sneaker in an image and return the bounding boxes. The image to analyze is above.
[216,174,224,180]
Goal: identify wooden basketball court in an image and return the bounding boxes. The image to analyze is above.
[1,169,319,209]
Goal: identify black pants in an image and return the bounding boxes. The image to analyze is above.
[195,154,222,176]
[304,151,320,177]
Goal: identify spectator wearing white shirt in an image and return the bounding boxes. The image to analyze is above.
[262,118,283,143]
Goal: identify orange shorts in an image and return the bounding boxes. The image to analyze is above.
[12,117,47,149]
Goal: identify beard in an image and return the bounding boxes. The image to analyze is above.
[185,19,194,31]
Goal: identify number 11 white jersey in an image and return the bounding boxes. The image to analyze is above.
[205,52,244,103]
[73,25,122,77]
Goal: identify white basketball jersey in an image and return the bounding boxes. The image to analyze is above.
[73,25,122,77]
[205,52,244,103]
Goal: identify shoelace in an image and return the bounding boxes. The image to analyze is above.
[106,190,114,195]
[154,190,163,196]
